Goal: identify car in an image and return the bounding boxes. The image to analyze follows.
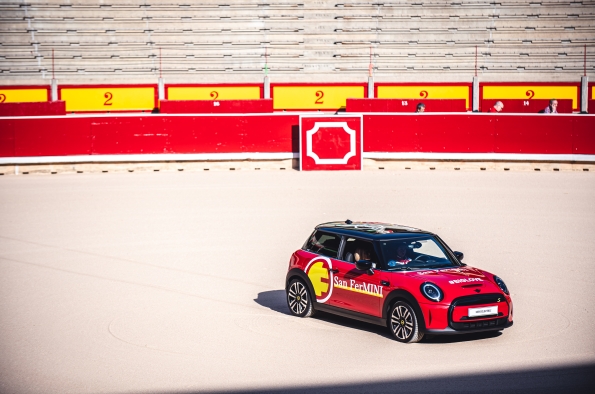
[285,220,513,343]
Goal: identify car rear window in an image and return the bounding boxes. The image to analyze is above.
[304,230,340,259]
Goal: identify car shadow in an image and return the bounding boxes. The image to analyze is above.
[255,289,506,343]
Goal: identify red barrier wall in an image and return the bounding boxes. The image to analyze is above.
[481,99,572,114]
[159,99,273,114]
[589,100,595,114]
[0,115,298,157]
[0,101,66,116]
[346,98,466,113]
[0,114,593,159]
[363,114,595,155]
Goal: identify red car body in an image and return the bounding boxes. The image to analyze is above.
[285,221,513,342]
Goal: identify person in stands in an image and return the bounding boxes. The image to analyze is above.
[488,101,504,113]
[543,99,558,114]
[416,103,425,113]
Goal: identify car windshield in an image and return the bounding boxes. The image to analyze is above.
[380,236,457,270]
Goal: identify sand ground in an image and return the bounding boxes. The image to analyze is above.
[1,169,594,393]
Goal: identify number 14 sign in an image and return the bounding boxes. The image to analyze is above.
[299,114,363,171]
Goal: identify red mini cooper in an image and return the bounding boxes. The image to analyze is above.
[285,221,513,343]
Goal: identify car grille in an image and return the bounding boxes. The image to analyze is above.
[449,293,509,331]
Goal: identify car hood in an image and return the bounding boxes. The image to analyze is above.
[410,266,501,293]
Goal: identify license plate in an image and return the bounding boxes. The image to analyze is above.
[468,306,498,317]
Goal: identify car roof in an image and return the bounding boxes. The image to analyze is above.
[315,221,434,240]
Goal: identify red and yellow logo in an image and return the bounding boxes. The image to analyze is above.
[305,257,334,303]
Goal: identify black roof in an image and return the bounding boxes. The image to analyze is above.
[316,221,434,240]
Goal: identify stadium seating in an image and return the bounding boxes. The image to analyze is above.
[0,0,592,85]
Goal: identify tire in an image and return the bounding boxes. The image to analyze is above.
[388,301,424,343]
[287,279,315,318]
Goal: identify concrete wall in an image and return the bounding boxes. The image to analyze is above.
[0,0,593,85]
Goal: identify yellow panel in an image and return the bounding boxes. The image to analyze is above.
[0,89,47,103]
[377,85,470,108]
[483,86,578,109]
[168,86,260,101]
[273,86,364,110]
[61,88,155,112]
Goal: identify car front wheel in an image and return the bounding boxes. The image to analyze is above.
[287,279,315,318]
[388,301,424,343]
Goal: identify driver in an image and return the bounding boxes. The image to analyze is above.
[395,243,412,264]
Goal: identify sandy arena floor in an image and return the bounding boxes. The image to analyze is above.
[1,169,594,393]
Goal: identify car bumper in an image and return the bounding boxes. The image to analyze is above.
[425,320,513,335]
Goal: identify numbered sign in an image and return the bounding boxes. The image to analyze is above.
[167,86,260,101]
[0,89,48,103]
[483,85,578,110]
[60,87,155,112]
[273,86,365,110]
[377,85,470,110]
[299,115,363,171]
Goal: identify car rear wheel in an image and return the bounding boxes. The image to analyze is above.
[287,279,315,318]
[388,301,424,343]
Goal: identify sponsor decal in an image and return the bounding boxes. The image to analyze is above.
[449,278,484,285]
[334,276,384,298]
[304,257,334,303]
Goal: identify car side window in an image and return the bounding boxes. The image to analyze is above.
[304,231,340,259]
[342,237,379,265]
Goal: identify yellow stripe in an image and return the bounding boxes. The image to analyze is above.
[168,86,260,101]
[0,89,47,103]
[335,284,383,298]
[378,85,470,108]
[483,85,578,109]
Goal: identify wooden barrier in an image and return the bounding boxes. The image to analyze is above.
[481,99,573,114]
[0,101,66,116]
[159,99,273,114]
[1,114,594,161]
[346,98,466,113]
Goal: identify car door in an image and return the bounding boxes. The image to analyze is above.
[329,237,384,317]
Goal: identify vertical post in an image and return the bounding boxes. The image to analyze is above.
[157,47,164,101]
[51,79,58,102]
[51,48,58,101]
[584,44,587,77]
[581,76,588,114]
[368,45,374,98]
[472,76,480,112]
[264,76,270,99]
[263,46,270,99]
[475,45,478,77]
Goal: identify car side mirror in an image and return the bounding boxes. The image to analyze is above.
[355,260,374,273]
[454,251,464,262]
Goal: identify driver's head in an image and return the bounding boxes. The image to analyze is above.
[396,243,407,259]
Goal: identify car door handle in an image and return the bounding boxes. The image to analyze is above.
[381,280,390,286]
[330,269,339,274]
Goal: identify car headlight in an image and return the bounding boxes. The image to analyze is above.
[494,275,509,295]
[420,282,443,302]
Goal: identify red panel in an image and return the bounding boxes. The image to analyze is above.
[300,116,362,171]
[159,99,273,114]
[0,101,66,116]
[588,100,595,114]
[481,99,573,114]
[91,117,169,154]
[0,120,15,156]
[13,118,91,157]
[572,117,595,154]
[164,115,298,153]
[347,98,466,113]
[363,115,495,153]
[493,116,572,154]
